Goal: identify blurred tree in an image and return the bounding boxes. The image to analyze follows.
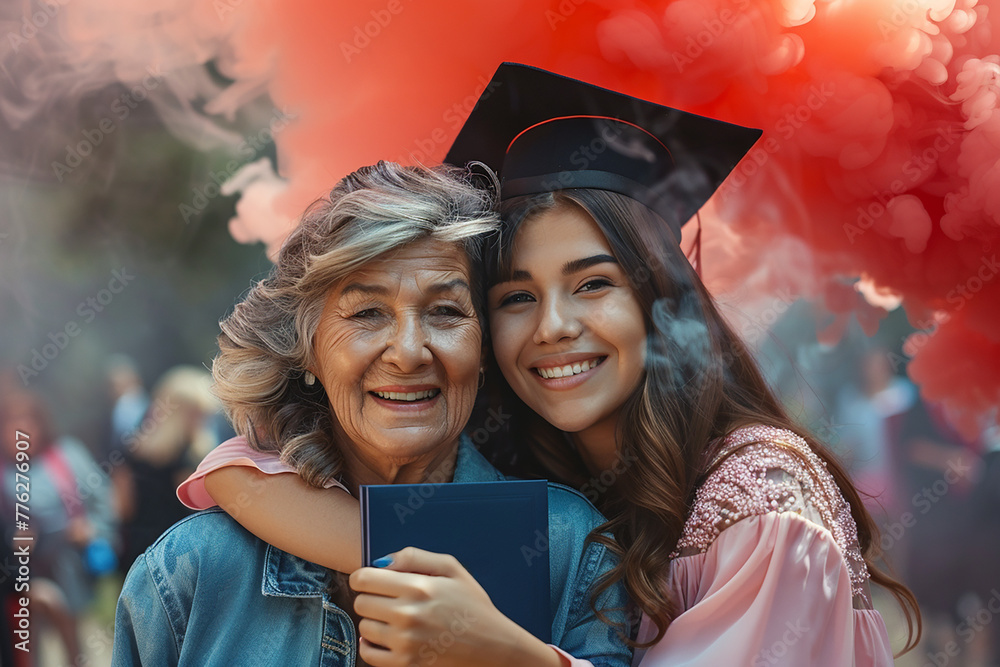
[0,83,279,459]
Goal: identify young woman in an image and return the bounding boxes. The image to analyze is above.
[179,64,920,665]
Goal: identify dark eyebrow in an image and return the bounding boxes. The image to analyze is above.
[496,254,620,286]
[561,254,619,276]
[503,269,531,283]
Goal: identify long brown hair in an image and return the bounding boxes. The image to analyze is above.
[482,189,920,653]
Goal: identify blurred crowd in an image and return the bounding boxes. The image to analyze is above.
[0,345,998,666]
[0,357,232,667]
[831,347,1000,665]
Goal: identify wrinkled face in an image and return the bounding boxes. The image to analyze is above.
[488,204,646,449]
[311,238,482,469]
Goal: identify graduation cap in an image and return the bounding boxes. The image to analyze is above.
[445,63,762,240]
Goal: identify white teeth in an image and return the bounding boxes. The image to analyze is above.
[536,358,603,379]
[373,390,437,401]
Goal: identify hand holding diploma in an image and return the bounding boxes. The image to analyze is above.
[350,547,567,667]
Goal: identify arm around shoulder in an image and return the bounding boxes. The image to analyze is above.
[176,433,361,572]
[203,465,362,572]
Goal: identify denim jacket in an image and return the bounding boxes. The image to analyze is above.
[113,436,633,666]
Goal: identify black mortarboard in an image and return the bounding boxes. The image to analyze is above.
[445,63,762,239]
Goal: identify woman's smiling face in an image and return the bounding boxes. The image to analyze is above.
[311,237,482,476]
[487,203,646,462]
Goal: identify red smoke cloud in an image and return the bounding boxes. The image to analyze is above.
[5,0,998,435]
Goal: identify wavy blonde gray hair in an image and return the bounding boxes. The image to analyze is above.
[212,161,499,487]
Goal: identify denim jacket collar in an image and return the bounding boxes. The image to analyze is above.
[453,433,505,483]
[262,434,499,598]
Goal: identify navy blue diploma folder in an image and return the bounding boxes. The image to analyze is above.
[360,479,551,643]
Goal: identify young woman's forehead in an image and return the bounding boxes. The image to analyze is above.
[513,207,614,259]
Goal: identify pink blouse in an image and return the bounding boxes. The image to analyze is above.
[175,436,346,510]
[630,425,894,666]
[177,425,895,667]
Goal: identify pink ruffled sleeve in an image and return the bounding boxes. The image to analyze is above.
[633,512,893,666]
[176,435,347,510]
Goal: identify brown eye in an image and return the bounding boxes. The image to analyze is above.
[579,279,612,292]
[499,292,534,307]
[430,305,467,317]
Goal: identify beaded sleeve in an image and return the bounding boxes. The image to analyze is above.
[671,424,872,603]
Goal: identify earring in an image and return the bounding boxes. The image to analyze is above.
[303,370,316,386]
[478,367,486,389]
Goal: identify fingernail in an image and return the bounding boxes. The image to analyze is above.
[373,556,393,568]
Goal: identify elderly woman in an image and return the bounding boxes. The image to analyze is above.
[112,161,632,666]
